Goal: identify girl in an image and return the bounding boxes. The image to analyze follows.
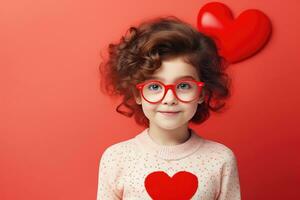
[97,16,241,200]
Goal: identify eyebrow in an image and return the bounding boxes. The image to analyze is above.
[146,75,197,82]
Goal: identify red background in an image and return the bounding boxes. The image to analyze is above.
[1,0,299,199]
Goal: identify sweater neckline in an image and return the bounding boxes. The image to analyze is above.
[134,127,204,160]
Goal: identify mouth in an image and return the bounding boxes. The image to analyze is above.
[158,111,180,113]
[158,111,181,116]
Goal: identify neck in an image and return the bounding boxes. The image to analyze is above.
[147,123,191,146]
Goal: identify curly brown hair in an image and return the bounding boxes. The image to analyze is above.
[99,15,231,127]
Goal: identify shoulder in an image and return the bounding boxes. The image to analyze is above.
[200,137,238,164]
[99,137,137,163]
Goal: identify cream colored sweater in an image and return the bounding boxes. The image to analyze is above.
[96,128,241,200]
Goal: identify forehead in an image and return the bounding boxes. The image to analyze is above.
[147,56,199,82]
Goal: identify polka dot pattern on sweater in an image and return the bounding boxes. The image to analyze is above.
[97,128,241,200]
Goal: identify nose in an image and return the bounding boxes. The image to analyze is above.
[161,88,178,105]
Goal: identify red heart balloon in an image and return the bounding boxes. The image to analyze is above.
[197,2,272,64]
[144,171,198,200]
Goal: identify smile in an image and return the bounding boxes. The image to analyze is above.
[158,111,181,116]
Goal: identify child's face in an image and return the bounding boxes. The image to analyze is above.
[135,56,204,130]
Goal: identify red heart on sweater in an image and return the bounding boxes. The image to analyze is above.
[197,2,272,63]
[144,171,198,200]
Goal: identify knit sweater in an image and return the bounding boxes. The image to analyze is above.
[96,128,241,200]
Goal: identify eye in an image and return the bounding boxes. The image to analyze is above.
[148,83,162,91]
[177,82,192,90]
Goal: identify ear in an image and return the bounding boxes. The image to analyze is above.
[131,88,142,105]
[198,89,205,104]
[135,96,142,105]
[133,92,142,105]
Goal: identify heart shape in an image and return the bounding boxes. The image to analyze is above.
[197,2,272,63]
[144,171,198,200]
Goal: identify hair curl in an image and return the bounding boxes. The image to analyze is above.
[99,15,232,127]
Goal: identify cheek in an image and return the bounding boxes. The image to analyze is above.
[183,102,199,116]
[141,102,157,118]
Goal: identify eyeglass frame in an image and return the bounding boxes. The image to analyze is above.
[135,78,205,104]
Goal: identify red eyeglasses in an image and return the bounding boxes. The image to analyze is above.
[136,79,205,104]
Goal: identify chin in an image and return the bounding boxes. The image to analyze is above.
[155,121,187,130]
